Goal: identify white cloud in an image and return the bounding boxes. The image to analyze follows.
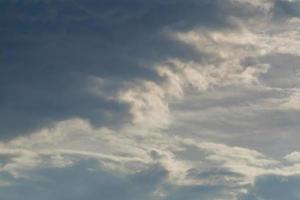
[281,90,300,109]
[285,151,300,163]
[119,81,171,130]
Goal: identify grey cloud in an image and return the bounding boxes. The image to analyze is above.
[273,0,300,20]
[1,1,300,199]
[240,174,300,200]
[0,0,245,139]
[259,53,300,89]
[186,167,244,180]
[0,159,168,200]
[163,184,237,200]
[0,157,246,200]
[0,0,279,139]
[169,84,300,156]
[0,156,243,200]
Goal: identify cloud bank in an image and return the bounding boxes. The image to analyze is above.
[1,0,300,199]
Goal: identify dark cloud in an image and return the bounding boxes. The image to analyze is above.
[273,0,300,20]
[0,0,273,139]
[259,53,300,89]
[240,174,300,200]
[0,0,218,138]
[0,160,168,200]
[0,158,241,200]
[186,167,244,180]
[163,184,235,200]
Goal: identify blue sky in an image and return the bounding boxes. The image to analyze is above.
[1,0,300,199]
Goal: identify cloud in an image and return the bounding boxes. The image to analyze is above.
[119,81,171,130]
[0,159,168,200]
[1,0,300,199]
[1,116,300,199]
[240,174,300,200]
[0,0,287,139]
[0,0,246,138]
[285,151,300,163]
[273,0,300,20]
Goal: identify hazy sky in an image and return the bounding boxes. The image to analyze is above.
[1,0,300,199]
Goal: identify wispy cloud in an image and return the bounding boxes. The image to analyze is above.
[1,0,300,199]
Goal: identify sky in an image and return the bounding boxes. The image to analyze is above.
[1,0,300,199]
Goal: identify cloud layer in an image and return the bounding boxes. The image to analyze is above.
[1,0,300,199]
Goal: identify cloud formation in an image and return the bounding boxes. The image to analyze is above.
[1,0,300,199]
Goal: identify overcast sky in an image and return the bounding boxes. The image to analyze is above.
[1,0,300,199]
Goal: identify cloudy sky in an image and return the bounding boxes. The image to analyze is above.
[1,0,300,199]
